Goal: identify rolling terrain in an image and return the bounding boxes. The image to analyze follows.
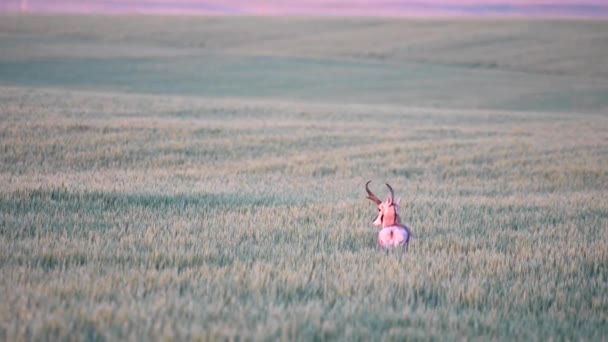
[1,15,607,340]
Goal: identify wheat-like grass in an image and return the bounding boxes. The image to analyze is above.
[1,15,607,341]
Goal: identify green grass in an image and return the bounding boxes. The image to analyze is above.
[1,15,608,112]
[0,14,607,341]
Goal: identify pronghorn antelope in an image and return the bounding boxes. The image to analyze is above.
[366,181,412,250]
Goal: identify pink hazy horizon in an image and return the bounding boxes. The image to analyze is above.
[1,0,607,17]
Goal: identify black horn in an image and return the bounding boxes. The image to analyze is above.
[386,183,394,200]
[365,181,382,205]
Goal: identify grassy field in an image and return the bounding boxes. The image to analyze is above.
[1,15,608,340]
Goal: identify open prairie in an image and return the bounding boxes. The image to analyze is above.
[0,15,607,340]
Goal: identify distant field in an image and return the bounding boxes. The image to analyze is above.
[0,15,607,340]
[2,15,608,112]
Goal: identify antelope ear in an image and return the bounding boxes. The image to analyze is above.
[386,196,393,205]
[395,197,401,206]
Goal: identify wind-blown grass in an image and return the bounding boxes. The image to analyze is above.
[0,15,607,341]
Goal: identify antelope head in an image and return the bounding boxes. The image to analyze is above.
[365,181,401,228]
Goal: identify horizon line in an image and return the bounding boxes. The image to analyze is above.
[2,2,608,18]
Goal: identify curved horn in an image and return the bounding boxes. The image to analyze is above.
[365,180,382,205]
[386,183,394,200]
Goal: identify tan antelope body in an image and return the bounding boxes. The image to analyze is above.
[366,181,412,251]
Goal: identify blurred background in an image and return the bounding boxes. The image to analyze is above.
[2,0,608,17]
